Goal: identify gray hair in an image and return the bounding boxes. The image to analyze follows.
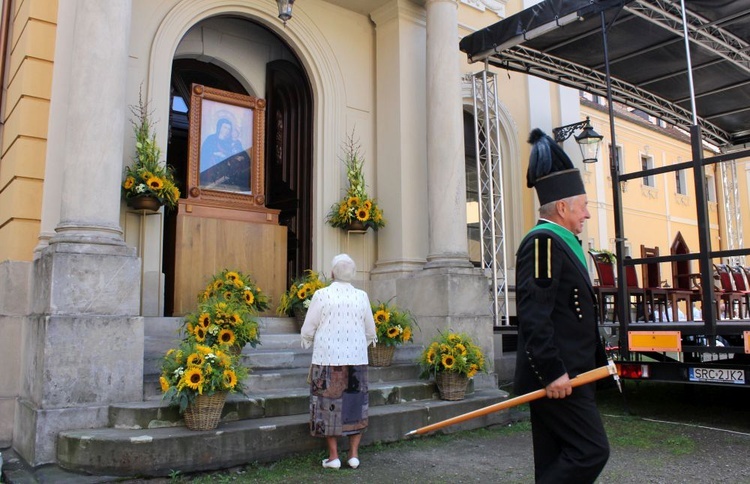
[331,253,356,282]
[539,195,578,218]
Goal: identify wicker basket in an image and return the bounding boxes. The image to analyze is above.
[435,372,469,401]
[183,392,227,431]
[368,344,396,367]
[294,308,307,329]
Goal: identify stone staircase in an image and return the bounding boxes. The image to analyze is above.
[55,316,510,478]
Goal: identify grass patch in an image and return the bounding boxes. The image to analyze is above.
[602,414,695,455]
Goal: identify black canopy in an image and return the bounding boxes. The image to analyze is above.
[459,0,750,149]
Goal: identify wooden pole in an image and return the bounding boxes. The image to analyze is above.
[405,361,619,437]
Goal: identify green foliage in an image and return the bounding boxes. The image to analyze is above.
[325,130,385,230]
[198,268,270,313]
[371,300,417,347]
[276,269,329,316]
[417,331,488,379]
[122,89,180,210]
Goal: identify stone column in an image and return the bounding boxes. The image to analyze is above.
[425,0,472,269]
[370,0,429,299]
[17,0,143,466]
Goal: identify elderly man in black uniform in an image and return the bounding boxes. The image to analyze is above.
[514,128,610,483]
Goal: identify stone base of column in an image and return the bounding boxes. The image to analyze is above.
[424,252,474,269]
[14,314,144,465]
[396,266,496,389]
[32,241,140,316]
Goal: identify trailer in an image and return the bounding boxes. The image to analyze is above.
[460,0,750,386]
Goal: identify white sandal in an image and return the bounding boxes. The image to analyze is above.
[322,458,341,469]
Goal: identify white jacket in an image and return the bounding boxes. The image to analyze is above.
[300,281,377,366]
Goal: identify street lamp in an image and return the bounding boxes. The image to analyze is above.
[552,116,604,163]
[276,0,295,25]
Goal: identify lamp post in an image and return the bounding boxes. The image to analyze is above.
[552,116,603,163]
[276,0,295,25]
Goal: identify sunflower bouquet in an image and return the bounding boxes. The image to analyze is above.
[198,268,270,313]
[121,91,180,211]
[182,297,261,350]
[418,331,488,379]
[325,131,385,231]
[372,300,416,347]
[276,269,329,317]
[159,339,249,413]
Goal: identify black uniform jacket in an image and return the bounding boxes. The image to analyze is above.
[514,223,606,395]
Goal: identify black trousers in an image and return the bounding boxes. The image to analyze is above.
[529,385,609,484]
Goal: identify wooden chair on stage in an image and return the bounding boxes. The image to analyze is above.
[714,263,744,319]
[670,232,703,316]
[640,245,694,321]
[730,265,750,318]
[624,257,648,322]
[589,250,618,323]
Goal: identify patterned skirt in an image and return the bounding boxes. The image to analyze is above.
[309,364,369,437]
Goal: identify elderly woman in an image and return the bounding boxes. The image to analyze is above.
[300,254,377,470]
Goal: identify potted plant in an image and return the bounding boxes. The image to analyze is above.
[277,270,329,326]
[121,91,180,211]
[159,339,249,430]
[325,131,385,231]
[368,300,417,367]
[198,269,270,314]
[417,331,488,400]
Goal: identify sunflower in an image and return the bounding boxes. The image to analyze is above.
[193,325,206,342]
[198,313,210,328]
[243,290,255,305]
[403,327,412,342]
[374,309,390,324]
[363,200,372,210]
[297,285,310,300]
[467,364,479,378]
[183,367,204,391]
[159,375,170,392]
[186,352,204,367]
[356,208,370,222]
[196,344,212,355]
[455,343,467,356]
[225,271,240,282]
[123,176,135,190]
[347,196,360,208]
[228,313,242,325]
[218,328,236,346]
[171,186,180,199]
[223,369,238,389]
[233,278,244,288]
[441,354,455,369]
[387,326,401,338]
[146,176,164,190]
[223,290,234,301]
[426,348,436,364]
[213,280,224,290]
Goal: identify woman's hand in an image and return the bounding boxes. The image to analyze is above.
[545,373,572,399]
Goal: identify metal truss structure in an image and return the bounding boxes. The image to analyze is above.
[470,70,510,326]
[719,159,745,265]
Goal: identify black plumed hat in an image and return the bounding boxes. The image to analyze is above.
[526,128,586,205]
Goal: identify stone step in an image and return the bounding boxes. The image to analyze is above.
[114,377,451,429]
[57,388,510,477]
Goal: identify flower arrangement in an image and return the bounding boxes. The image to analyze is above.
[198,269,270,313]
[371,300,416,347]
[418,331,488,379]
[276,269,329,317]
[182,297,261,350]
[326,131,385,231]
[121,91,180,211]
[159,339,249,413]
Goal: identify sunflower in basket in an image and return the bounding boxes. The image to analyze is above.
[199,268,270,313]
[417,331,488,379]
[371,300,416,347]
[276,269,329,317]
[159,339,249,413]
[182,297,261,350]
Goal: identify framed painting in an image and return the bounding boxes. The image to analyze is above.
[186,84,267,207]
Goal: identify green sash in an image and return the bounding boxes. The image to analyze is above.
[527,222,587,269]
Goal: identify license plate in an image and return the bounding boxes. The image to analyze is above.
[689,367,745,384]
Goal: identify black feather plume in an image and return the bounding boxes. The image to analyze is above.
[526,128,574,188]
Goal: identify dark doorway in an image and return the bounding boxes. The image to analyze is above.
[264,59,313,284]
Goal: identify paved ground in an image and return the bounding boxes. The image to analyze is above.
[3,384,750,483]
